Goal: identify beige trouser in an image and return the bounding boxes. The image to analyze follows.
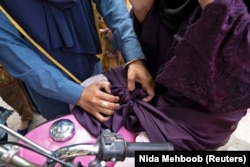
[0,67,34,122]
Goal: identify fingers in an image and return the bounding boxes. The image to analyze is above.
[142,82,155,102]
[95,84,120,121]
[77,81,120,122]
[127,75,136,92]
[94,104,115,122]
[94,99,119,122]
[95,115,111,122]
[128,74,155,102]
[97,81,119,103]
[100,101,119,109]
[126,60,155,101]
[90,101,118,122]
[99,28,109,33]
[99,89,120,104]
[101,82,111,94]
[99,28,113,40]
[99,99,120,111]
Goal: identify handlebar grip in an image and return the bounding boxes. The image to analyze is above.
[126,142,174,157]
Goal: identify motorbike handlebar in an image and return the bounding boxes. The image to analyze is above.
[126,142,174,157]
[0,124,174,167]
[53,129,174,165]
[0,145,39,167]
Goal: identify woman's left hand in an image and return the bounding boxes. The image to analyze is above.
[126,59,155,102]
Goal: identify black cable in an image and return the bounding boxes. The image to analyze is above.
[0,141,78,167]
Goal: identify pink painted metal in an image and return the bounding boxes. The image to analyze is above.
[18,114,137,167]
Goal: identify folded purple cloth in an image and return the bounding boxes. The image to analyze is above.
[72,66,244,151]
[73,0,250,150]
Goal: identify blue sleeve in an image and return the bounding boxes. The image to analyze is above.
[93,0,145,62]
[0,12,83,105]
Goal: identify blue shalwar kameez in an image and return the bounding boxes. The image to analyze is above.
[0,0,145,119]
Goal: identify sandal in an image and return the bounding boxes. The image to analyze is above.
[17,128,29,136]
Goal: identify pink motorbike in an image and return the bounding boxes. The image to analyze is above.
[0,114,173,167]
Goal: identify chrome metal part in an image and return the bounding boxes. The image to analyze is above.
[49,119,75,142]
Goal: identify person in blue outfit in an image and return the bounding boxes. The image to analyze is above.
[0,0,155,122]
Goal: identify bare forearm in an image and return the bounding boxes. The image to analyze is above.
[129,0,154,23]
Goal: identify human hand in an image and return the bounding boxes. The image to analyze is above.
[198,0,214,9]
[106,50,125,65]
[126,59,155,102]
[100,28,113,41]
[77,81,120,122]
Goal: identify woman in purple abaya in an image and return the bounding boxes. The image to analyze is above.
[73,0,250,150]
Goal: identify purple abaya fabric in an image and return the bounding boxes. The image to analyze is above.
[72,66,245,151]
[72,0,250,150]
